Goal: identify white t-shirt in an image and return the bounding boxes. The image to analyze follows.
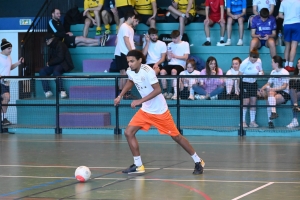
[127,64,168,114]
[114,22,135,56]
[168,41,190,68]
[179,70,201,76]
[239,57,263,83]
[268,68,290,93]
[179,70,201,86]
[226,68,239,76]
[144,40,167,64]
[253,0,276,13]
[0,54,12,76]
[279,0,300,25]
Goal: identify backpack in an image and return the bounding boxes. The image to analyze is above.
[188,54,205,72]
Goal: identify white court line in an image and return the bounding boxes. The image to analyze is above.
[232,182,274,200]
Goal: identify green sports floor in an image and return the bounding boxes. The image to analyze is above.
[0,134,299,199]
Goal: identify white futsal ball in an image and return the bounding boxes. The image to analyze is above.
[75,166,91,182]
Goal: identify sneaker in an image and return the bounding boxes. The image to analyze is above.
[202,41,211,46]
[2,118,11,126]
[268,121,274,128]
[122,164,145,174]
[101,33,110,46]
[223,40,231,46]
[285,66,294,72]
[198,95,207,100]
[193,159,205,175]
[243,122,248,128]
[210,95,218,100]
[163,92,168,98]
[269,112,278,120]
[237,39,243,46]
[249,121,259,128]
[45,91,53,98]
[286,119,299,128]
[293,106,300,112]
[60,91,67,99]
[171,94,178,100]
[216,40,225,46]
[188,94,194,100]
[166,93,173,99]
[104,29,111,35]
[194,94,200,100]
[96,30,101,36]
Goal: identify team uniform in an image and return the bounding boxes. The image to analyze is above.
[115,0,134,19]
[251,15,276,47]
[84,0,104,17]
[268,68,290,103]
[127,64,180,136]
[114,22,135,70]
[132,0,155,24]
[239,57,263,98]
[0,54,12,94]
[143,39,167,70]
[226,0,246,16]
[168,0,196,24]
[165,41,190,74]
[48,19,76,48]
[279,0,300,42]
[206,0,225,23]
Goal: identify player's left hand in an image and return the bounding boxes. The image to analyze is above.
[114,96,121,106]
[18,57,24,65]
[131,99,142,108]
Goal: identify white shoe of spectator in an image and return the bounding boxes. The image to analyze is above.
[163,92,168,98]
[210,95,218,100]
[188,94,195,100]
[194,94,200,100]
[60,91,67,99]
[166,93,173,99]
[171,94,178,100]
[223,40,231,46]
[199,95,206,100]
[45,91,53,98]
[286,119,299,128]
[237,39,243,46]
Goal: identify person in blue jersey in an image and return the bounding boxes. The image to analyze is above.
[48,8,100,48]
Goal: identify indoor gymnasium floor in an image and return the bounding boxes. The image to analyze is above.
[0,133,299,200]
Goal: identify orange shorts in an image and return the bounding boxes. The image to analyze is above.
[128,109,180,137]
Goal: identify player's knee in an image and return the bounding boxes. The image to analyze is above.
[171,134,181,142]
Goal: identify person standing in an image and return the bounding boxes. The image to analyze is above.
[114,49,205,175]
[0,39,24,125]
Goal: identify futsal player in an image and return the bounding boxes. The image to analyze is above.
[113,49,205,175]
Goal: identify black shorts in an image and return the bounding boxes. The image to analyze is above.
[277,91,290,104]
[64,36,76,48]
[147,63,163,70]
[242,82,258,98]
[139,14,152,25]
[1,84,9,95]
[162,64,184,75]
[166,14,194,25]
[101,10,116,25]
[117,5,134,19]
[115,53,129,70]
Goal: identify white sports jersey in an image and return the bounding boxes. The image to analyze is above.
[168,41,190,68]
[144,40,167,64]
[279,0,300,25]
[114,22,135,56]
[0,54,12,76]
[239,57,263,83]
[253,0,276,13]
[268,68,289,93]
[179,70,201,86]
[127,64,168,114]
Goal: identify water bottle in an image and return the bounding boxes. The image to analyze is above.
[278,30,283,46]
[167,43,172,60]
[109,1,114,9]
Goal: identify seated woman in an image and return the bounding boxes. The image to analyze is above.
[259,55,290,128]
[287,58,300,128]
[192,56,224,100]
[225,57,242,99]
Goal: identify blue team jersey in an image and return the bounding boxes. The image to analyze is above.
[226,0,246,15]
[251,15,277,36]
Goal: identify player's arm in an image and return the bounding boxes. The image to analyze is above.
[172,53,189,60]
[156,52,166,66]
[11,57,24,70]
[124,36,132,51]
[141,82,162,103]
[151,1,157,19]
[142,34,150,56]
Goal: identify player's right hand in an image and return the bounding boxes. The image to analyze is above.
[114,96,121,106]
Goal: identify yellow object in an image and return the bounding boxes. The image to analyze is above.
[174,0,196,16]
[132,0,155,15]
[115,0,133,7]
[84,0,104,17]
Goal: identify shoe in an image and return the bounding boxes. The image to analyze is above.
[188,94,194,100]
[223,40,231,46]
[269,112,278,120]
[104,29,111,35]
[166,93,173,99]
[202,41,211,46]
[268,121,274,128]
[193,159,205,175]
[171,94,178,100]
[293,106,300,112]
[216,40,225,46]
[210,95,218,100]
[45,91,53,98]
[163,92,168,98]
[96,30,101,36]
[286,119,299,128]
[249,121,259,128]
[243,122,248,128]
[2,118,11,126]
[60,91,67,99]
[194,94,200,100]
[101,33,110,46]
[285,66,294,72]
[122,164,145,174]
[237,40,243,46]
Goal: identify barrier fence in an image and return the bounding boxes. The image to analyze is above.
[0,75,298,135]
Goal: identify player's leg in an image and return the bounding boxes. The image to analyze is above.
[83,17,92,37]
[266,38,276,58]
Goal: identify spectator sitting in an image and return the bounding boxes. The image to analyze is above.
[259,55,289,128]
[192,56,224,100]
[177,59,201,100]
[83,0,104,37]
[218,0,246,46]
[225,57,242,99]
[250,8,277,58]
[142,28,167,75]
[167,0,196,37]
[115,0,134,31]
[132,0,157,28]
[160,30,190,100]
[39,34,74,99]
[286,58,300,128]
[48,8,101,47]
[101,0,119,35]
[202,0,226,46]
[248,0,275,28]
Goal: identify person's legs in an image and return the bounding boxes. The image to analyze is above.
[266,38,277,58]
[226,17,233,41]
[289,41,299,65]
[101,10,112,34]
[160,69,168,95]
[237,17,244,45]
[243,98,250,124]
[287,89,300,127]
[39,66,54,92]
[94,10,101,35]
[1,92,10,114]
[226,79,233,94]
[178,16,185,36]
[192,84,207,95]
[219,19,226,39]
[83,17,92,37]
[52,65,66,92]
[249,96,258,125]
[75,36,100,46]
[124,125,142,157]
[210,85,225,97]
[203,19,214,45]
[250,38,261,52]
[147,17,156,29]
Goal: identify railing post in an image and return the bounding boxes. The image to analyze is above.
[114,77,121,134]
[55,77,62,134]
[238,76,246,136]
[176,76,183,134]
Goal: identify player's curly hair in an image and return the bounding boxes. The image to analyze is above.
[127,50,146,64]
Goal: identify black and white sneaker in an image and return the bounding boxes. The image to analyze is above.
[193,159,205,175]
[2,118,11,126]
[269,112,279,120]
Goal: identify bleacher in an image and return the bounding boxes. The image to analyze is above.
[10,19,300,136]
